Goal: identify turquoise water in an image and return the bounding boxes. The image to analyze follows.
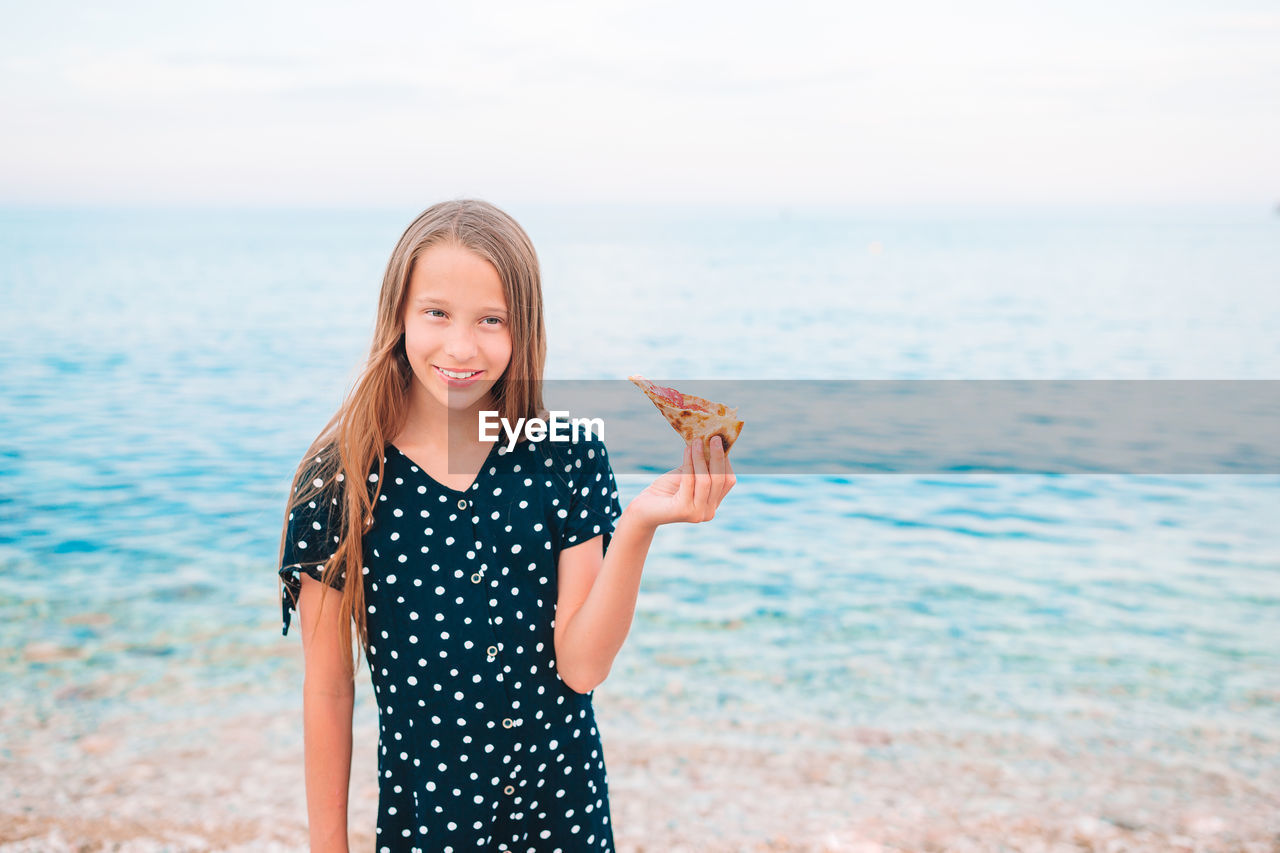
[1,205,1277,767]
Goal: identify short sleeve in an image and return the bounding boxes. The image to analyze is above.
[279,458,346,637]
[556,434,624,557]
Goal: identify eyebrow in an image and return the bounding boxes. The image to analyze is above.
[414,296,508,314]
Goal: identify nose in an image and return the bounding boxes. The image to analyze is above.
[442,324,478,363]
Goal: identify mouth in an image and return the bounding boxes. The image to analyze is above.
[434,365,484,385]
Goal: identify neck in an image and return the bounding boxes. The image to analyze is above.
[401,385,498,450]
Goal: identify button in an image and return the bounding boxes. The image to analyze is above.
[457,498,468,510]
[502,718,514,729]
[503,784,514,795]
[471,573,482,584]
[487,645,498,657]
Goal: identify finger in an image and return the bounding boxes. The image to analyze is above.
[709,435,727,499]
[677,440,694,507]
[723,452,737,496]
[691,437,711,519]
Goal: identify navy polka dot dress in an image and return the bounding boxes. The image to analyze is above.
[279,430,624,852]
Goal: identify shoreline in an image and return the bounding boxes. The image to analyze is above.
[2,696,1275,852]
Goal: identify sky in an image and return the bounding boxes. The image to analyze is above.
[2,0,1278,206]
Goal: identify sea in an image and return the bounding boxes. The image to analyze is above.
[1,203,1277,787]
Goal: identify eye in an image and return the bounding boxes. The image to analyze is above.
[482,317,504,326]
[425,309,446,318]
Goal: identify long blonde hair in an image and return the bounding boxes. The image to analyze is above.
[277,199,548,678]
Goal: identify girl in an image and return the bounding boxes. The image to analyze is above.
[276,199,736,853]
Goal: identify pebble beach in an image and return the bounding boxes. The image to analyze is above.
[3,653,1277,852]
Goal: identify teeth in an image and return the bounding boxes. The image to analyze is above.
[439,367,480,379]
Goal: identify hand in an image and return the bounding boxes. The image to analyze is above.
[626,436,737,529]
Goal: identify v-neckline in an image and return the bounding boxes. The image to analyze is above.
[387,439,502,496]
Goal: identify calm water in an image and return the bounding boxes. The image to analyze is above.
[1,204,1277,768]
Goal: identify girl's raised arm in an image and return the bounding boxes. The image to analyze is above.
[297,574,355,853]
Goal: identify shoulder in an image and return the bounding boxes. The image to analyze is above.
[522,429,610,496]
[293,444,345,494]
[288,443,372,519]
[541,427,610,469]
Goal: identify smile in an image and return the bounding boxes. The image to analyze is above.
[435,365,484,384]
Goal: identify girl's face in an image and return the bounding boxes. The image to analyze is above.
[402,242,512,417]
